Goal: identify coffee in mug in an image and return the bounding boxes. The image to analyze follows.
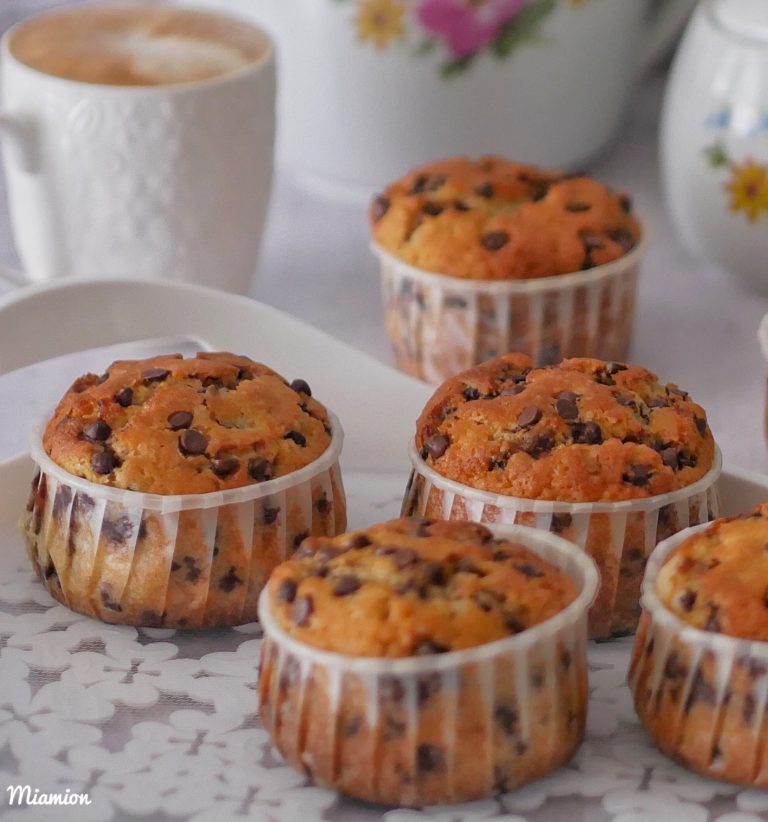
[0,3,276,292]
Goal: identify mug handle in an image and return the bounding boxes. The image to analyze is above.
[637,0,697,76]
[0,110,52,288]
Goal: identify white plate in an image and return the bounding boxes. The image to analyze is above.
[1,279,768,821]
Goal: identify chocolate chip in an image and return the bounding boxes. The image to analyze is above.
[611,228,636,254]
[453,200,471,212]
[555,395,578,420]
[53,485,72,519]
[409,174,429,194]
[695,417,707,436]
[343,717,362,738]
[167,411,193,431]
[679,453,697,468]
[333,576,361,597]
[292,595,314,626]
[248,459,273,482]
[141,367,170,383]
[422,562,446,586]
[102,516,133,543]
[422,202,444,217]
[114,387,133,407]
[489,455,509,471]
[346,534,372,549]
[211,456,239,478]
[83,420,111,442]
[423,434,449,459]
[219,567,242,592]
[179,429,208,456]
[290,378,311,396]
[517,405,541,428]
[100,588,122,612]
[551,513,572,533]
[618,194,632,213]
[184,557,201,583]
[606,361,628,376]
[371,195,390,221]
[566,201,591,212]
[393,548,418,569]
[263,506,279,525]
[315,495,331,514]
[414,641,449,655]
[660,447,679,469]
[501,384,526,396]
[237,368,254,381]
[623,465,651,486]
[572,421,602,444]
[526,432,554,458]
[494,705,518,736]
[284,430,307,447]
[505,613,526,633]
[680,590,697,611]
[457,557,483,576]
[91,450,118,475]
[462,386,481,401]
[516,563,544,579]
[277,579,298,604]
[293,531,308,549]
[428,174,447,191]
[647,396,668,409]
[481,230,510,251]
[475,182,494,198]
[580,231,605,250]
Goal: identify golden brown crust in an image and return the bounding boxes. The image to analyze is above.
[43,352,332,495]
[266,517,576,657]
[657,503,768,641]
[415,354,715,503]
[370,156,641,281]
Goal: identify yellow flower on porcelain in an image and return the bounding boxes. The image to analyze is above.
[355,0,406,49]
[726,159,768,223]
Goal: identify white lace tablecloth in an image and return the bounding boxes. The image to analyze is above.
[3,473,768,822]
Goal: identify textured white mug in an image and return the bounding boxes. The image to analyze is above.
[0,4,276,293]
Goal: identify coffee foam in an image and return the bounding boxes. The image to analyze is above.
[9,4,267,86]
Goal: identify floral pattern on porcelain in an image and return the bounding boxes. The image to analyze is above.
[703,106,768,224]
[335,0,591,77]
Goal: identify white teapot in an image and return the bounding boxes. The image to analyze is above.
[196,0,694,195]
[663,0,768,294]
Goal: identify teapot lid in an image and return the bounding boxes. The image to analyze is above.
[711,0,768,42]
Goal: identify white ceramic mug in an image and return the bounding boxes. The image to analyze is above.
[0,4,276,293]
[663,0,768,295]
[195,0,695,196]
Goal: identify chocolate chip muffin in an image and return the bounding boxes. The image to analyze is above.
[267,518,576,656]
[259,517,596,806]
[631,505,768,787]
[404,354,721,639]
[657,504,768,641]
[370,156,640,281]
[22,352,346,628]
[370,156,646,383]
[43,352,331,494]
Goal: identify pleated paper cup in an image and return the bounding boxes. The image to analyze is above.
[21,413,346,629]
[374,235,646,385]
[258,523,598,807]
[630,523,768,786]
[402,444,722,640]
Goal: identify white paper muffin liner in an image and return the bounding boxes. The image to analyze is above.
[257,523,599,807]
[629,521,768,786]
[401,445,722,639]
[373,236,646,385]
[22,413,346,628]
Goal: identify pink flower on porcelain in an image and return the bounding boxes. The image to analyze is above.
[417,0,528,58]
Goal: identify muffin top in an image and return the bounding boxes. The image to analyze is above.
[415,354,715,503]
[369,156,641,281]
[43,352,332,495]
[266,517,576,658]
[657,504,768,642]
